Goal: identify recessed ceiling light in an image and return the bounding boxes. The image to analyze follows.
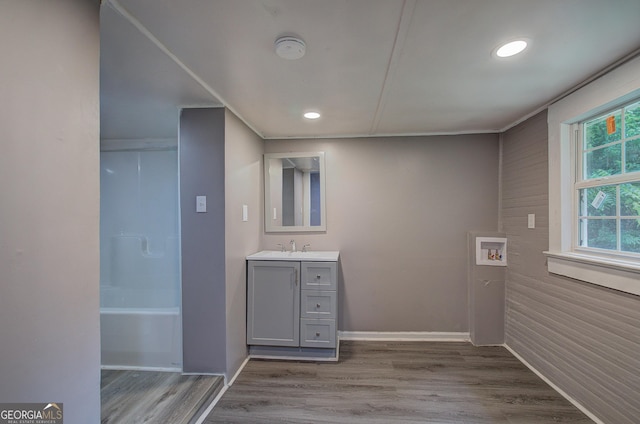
[303,112,321,120]
[495,40,528,58]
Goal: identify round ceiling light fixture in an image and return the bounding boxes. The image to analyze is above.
[275,36,306,60]
[495,39,528,58]
[303,111,321,120]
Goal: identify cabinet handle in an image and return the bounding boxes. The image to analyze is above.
[315,332,320,337]
[316,275,321,279]
[316,303,321,308]
[294,272,298,286]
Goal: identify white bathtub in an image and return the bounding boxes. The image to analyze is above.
[100,286,182,370]
[100,234,182,370]
[100,306,182,371]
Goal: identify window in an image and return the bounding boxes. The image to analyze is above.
[545,58,640,296]
[576,100,640,257]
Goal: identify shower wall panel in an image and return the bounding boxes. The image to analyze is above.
[100,147,181,369]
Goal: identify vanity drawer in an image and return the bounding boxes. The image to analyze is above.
[300,319,336,348]
[301,262,337,290]
[301,290,336,319]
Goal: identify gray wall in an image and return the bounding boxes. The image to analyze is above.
[265,134,499,332]
[0,1,101,423]
[502,110,640,424]
[180,108,227,373]
[224,110,263,379]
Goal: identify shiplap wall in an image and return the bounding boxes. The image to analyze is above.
[502,110,640,424]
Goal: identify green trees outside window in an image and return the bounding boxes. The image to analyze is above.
[579,100,640,253]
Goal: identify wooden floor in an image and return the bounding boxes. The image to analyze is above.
[101,370,224,424]
[204,341,593,424]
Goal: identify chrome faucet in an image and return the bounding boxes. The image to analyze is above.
[290,239,296,252]
[302,244,311,252]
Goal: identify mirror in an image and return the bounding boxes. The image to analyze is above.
[264,152,326,232]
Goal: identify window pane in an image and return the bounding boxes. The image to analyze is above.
[579,219,617,250]
[584,144,621,179]
[626,138,640,173]
[624,101,640,138]
[621,183,640,216]
[621,219,640,253]
[579,186,616,216]
[585,111,621,148]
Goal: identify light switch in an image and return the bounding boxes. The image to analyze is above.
[196,196,207,213]
[528,213,535,229]
[273,207,277,220]
[242,204,248,222]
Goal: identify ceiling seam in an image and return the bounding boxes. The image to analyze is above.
[106,0,265,139]
[368,0,417,135]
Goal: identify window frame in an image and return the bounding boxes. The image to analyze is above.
[545,57,640,297]
[573,100,640,258]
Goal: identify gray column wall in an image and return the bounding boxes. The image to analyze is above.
[180,108,227,373]
[0,1,101,423]
[502,110,640,424]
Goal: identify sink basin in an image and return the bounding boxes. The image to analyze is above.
[246,250,339,262]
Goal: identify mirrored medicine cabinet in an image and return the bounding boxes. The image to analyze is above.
[264,152,326,232]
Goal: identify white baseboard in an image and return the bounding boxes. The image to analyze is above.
[227,356,250,386]
[504,344,604,424]
[338,331,470,342]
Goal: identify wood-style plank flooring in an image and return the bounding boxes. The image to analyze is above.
[204,341,593,423]
[101,370,223,424]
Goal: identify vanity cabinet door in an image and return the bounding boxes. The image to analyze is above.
[247,261,300,346]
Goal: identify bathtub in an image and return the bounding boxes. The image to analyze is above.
[100,287,182,371]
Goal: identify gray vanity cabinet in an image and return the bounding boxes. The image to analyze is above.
[246,261,300,347]
[247,259,339,360]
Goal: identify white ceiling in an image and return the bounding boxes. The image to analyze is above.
[100,0,640,140]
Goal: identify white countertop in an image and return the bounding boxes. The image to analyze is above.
[246,250,340,262]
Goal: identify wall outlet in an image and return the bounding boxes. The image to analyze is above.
[528,213,535,229]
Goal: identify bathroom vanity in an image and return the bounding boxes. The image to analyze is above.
[246,250,340,361]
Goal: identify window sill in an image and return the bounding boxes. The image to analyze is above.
[544,251,640,296]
